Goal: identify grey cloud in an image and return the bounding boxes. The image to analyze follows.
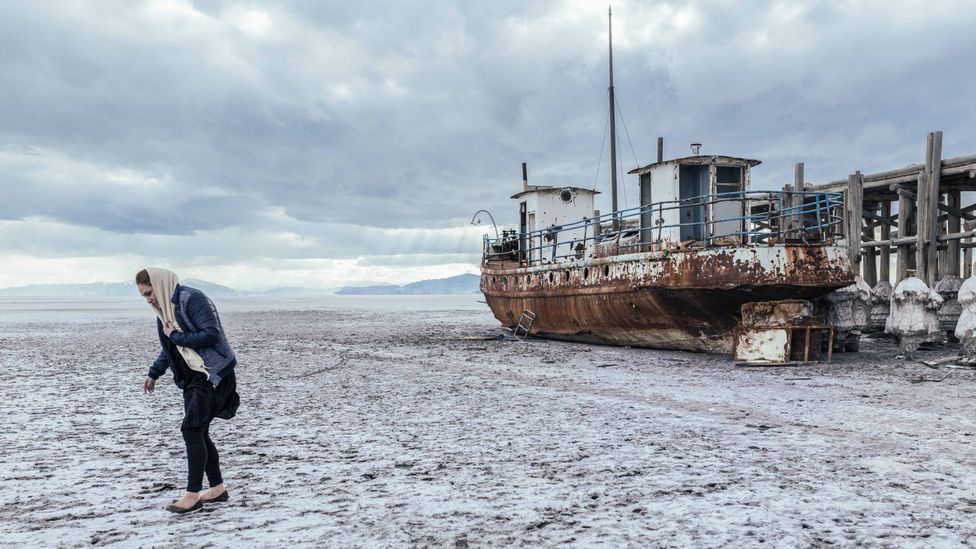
[0,0,974,278]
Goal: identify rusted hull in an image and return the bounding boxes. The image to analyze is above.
[480,245,855,353]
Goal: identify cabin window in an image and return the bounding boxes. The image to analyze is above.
[604,265,610,277]
[583,267,589,279]
[548,272,554,284]
[716,166,742,195]
[713,166,745,241]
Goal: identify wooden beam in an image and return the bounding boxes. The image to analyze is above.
[810,152,976,192]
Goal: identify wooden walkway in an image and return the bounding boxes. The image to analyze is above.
[805,131,976,286]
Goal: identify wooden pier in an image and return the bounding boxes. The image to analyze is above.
[807,131,976,287]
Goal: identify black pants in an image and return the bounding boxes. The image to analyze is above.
[181,422,223,492]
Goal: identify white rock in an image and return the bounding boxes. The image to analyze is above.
[885,277,943,356]
[954,276,976,359]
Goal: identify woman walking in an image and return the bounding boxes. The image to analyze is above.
[137,268,240,514]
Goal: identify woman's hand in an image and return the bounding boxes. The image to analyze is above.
[144,377,156,394]
[163,321,176,337]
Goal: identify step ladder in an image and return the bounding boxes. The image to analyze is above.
[513,309,537,340]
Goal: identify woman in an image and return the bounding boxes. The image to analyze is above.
[137,268,240,514]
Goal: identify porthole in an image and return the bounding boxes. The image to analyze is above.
[548,272,554,284]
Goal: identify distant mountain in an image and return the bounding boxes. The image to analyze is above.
[180,279,242,297]
[0,273,483,297]
[0,282,137,297]
[336,274,480,295]
[335,284,401,295]
[0,278,243,297]
[254,286,332,297]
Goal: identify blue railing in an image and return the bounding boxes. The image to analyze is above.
[482,190,844,265]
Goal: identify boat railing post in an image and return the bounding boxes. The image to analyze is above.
[814,193,824,241]
[551,228,558,262]
[702,195,708,246]
[777,190,785,242]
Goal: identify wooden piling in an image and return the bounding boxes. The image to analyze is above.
[926,131,944,286]
[916,170,929,283]
[845,172,864,275]
[863,201,878,286]
[793,163,805,237]
[896,186,914,282]
[880,200,891,283]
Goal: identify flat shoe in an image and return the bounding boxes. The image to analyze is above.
[166,500,203,514]
[201,492,229,504]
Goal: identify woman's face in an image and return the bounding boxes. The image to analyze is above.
[138,283,159,308]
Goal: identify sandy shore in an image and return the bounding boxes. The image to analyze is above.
[1,301,975,547]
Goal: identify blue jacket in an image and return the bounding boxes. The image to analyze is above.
[148,285,237,388]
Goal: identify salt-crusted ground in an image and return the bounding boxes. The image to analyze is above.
[1,297,975,547]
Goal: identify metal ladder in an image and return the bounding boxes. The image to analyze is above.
[513,309,537,340]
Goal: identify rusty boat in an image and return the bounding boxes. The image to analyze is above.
[478,158,855,353]
[477,10,855,353]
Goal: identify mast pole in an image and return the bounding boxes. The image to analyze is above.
[608,5,619,231]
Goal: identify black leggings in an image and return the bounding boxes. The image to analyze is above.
[181,422,223,492]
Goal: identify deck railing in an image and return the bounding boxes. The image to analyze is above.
[482,190,845,265]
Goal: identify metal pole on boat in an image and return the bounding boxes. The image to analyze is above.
[608,5,619,232]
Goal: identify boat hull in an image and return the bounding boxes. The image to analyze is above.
[480,245,855,353]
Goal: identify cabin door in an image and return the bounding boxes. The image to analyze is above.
[639,173,653,249]
[519,202,527,264]
[679,165,708,241]
[710,166,744,243]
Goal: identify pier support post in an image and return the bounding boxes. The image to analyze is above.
[923,131,944,286]
[792,162,805,237]
[846,172,864,276]
[896,187,914,283]
[880,200,891,283]
[863,201,878,286]
[949,190,961,276]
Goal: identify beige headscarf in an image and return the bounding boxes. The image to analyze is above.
[145,267,208,376]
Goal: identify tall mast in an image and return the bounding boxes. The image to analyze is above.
[608,5,619,231]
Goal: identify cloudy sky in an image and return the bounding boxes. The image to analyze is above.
[1,0,973,290]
